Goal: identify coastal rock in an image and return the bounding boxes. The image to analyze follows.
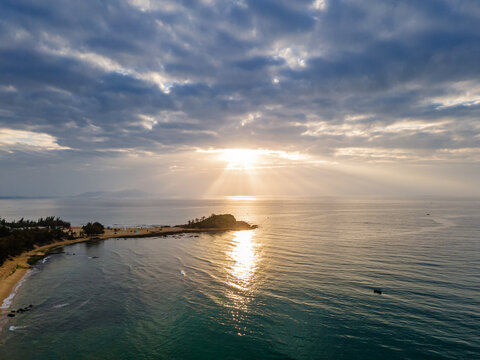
[15,305,33,313]
[183,214,257,230]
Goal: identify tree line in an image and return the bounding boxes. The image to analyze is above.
[0,218,105,266]
[0,216,71,229]
[0,218,71,265]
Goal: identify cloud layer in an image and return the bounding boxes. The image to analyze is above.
[1,0,480,196]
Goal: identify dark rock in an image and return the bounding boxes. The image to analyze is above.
[183,214,257,230]
[7,313,15,317]
[373,288,382,295]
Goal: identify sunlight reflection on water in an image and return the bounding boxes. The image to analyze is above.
[229,230,257,289]
[226,230,258,335]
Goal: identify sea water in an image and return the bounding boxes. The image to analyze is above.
[0,198,479,359]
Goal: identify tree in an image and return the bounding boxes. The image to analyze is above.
[82,222,105,235]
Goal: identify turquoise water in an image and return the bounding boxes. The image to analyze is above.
[0,198,479,359]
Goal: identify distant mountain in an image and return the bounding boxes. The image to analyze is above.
[73,189,150,199]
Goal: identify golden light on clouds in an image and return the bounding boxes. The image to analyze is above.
[197,148,310,170]
[194,147,335,198]
[219,149,260,170]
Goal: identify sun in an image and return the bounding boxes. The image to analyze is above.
[197,147,310,173]
[217,149,260,170]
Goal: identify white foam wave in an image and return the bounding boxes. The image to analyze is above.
[0,269,34,310]
[42,256,51,264]
[9,325,27,332]
[78,299,91,307]
[53,303,69,308]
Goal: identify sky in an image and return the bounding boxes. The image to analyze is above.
[1,0,480,198]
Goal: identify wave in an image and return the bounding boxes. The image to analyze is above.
[42,256,51,264]
[0,269,35,310]
[53,303,69,308]
[78,299,91,308]
[9,325,27,332]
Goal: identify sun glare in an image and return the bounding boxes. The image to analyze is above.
[197,147,311,176]
[228,230,257,290]
[219,149,260,170]
[225,196,258,201]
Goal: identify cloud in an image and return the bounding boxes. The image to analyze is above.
[0,128,69,151]
[0,0,480,195]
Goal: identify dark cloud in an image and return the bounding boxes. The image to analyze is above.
[0,0,480,186]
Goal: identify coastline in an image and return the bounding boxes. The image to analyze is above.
[0,235,92,310]
[0,225,254,313]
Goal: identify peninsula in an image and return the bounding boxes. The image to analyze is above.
[0,214,256,310]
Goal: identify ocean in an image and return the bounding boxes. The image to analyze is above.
[0,197,479,359]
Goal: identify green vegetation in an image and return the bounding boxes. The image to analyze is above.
[27,255,46,265]
[0,217,71,266]
[0,216,70,229]
[82,222,105,236]
[184,214,256,230]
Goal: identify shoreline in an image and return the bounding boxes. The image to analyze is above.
[0,225,253,313]
[0,235,92,311]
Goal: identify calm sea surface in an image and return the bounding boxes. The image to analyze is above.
[0,198,479,359]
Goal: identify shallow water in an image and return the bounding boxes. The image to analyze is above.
[1,198,479,359]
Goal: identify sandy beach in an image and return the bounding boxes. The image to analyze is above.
[0,226,181,310]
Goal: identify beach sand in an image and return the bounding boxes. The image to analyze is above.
[0,226,169,310]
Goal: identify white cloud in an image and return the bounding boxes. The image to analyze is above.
[300,121,368,137]
[311,0,327,11]
[427,81,480,109]
[335,147,480,163]
[0,128,70,151]
[127,0,182,12]
[38,33,183,93]
[278,47,306,69]
[300,120,449,138]
[137,114,158,130]
[240,112,261,126]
